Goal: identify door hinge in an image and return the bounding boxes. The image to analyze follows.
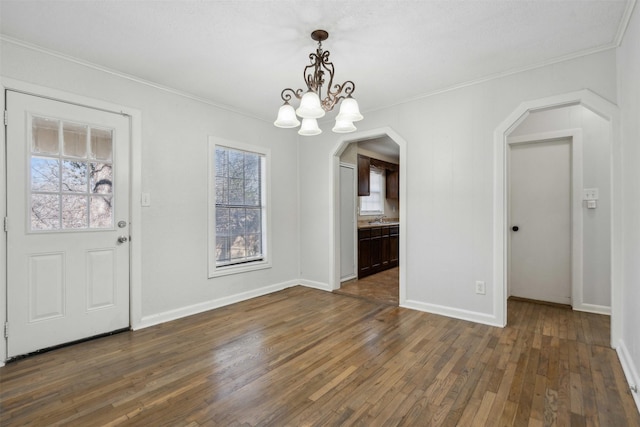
[4,322,8,339]
[3,217,8,232]
[3,110,7,126]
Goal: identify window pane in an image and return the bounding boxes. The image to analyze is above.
[90,163,113,194]
[216,236,230,262]
[63,122,87,158]
[32,117,60,155]
[62,160,87,193]
[62,195,88,229]
[215,177,228,205]
[230,233,246,260]
[90,128,112,161]
[228,150,244,179]
[216,208,230,236]
[90,195,113,228]
[245,208,261,234]
[244,153,259,180]
[229,178,244,205]
[229,207,245,235]
[215,148,228,177]
[244,179,260,206]
[246,233,261,257]
[31,194,60,230]
[31,157,60,192]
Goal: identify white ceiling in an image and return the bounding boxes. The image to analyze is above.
[0,0,631,123]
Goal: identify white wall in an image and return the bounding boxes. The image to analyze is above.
[299,49,618,323]
[509,105,611,308]
[0,40,300,332]
[617,2,640,409]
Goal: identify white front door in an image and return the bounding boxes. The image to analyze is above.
[6,91,131,358]
[339,164,356,281]
[508,138,571,305]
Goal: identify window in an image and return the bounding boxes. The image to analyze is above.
[209,137,270,277]
[30,115,114,231]
[360,167,385,215]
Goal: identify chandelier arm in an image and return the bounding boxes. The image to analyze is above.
[280,88,304,103]
[320,80,355,111]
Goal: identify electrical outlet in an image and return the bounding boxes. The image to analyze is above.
[475,281,486,295]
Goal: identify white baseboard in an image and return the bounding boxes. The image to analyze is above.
[134,280,299,330]
[573,303,611,315]
[402,299,502,327]
[616,339,640,413]
[299,279,332,292]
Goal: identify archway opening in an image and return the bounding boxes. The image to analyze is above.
[330,127,408,306]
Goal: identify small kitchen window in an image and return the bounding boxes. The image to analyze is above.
[360,167,385,215]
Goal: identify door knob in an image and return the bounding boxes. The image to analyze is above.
[512,226,519,232]
[117,236,129,243]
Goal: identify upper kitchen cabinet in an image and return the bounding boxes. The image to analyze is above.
[358,154,399,200]
[357,154,370,196]
[386,169,399,199]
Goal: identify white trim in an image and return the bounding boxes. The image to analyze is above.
[493,89,621,347]
[207,137,272,278]
[616,339,640,413]
[402,300,502,327]
[135,280,299,330]
[573,304,611,316]
[615,0,638,46]
[0,36,266,124]
[0,77,143,361]
[330,127,408,306]
[299,279,332,292]
[339,162,358,283]
[506,129,585,310]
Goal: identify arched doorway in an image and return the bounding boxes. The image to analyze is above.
[330,127,409,306]
[494,90,621,346]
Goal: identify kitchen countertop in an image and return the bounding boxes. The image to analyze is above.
[358,221,400,229]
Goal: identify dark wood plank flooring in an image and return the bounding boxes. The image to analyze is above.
[335,267,399,305]
[1,286,638,426]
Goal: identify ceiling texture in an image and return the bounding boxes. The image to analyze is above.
[0,0,633,123]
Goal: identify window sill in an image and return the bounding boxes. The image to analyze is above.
[210,260,272,278]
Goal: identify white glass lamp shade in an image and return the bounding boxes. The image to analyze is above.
[274,103,300,128]
[298,118,322,136]
[332,118,356,133]
[336,96,363,122]
[295,91,326,119]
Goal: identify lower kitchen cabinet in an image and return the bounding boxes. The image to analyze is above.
[358,225,399,279]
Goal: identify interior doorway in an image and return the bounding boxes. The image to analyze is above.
[331,128,407,306]
[494,90,618,343]
[508,138,572,305]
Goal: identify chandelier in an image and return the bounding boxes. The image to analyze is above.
[274,29,363,136]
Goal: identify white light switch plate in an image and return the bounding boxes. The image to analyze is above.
[583,188,599,201]
[141,192,151,207]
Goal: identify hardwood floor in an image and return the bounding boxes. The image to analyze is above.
[335,267,399,305]
[1,287,639,426]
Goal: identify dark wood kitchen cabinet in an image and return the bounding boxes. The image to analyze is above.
[357,154,370,196]
[386,169,399,199]
[358,225,399,278]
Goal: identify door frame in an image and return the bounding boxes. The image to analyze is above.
[493,89,621,348]
[330,126,408,304]
[0,78,143,365]
[507,131,583,309]
[338,162,358,283]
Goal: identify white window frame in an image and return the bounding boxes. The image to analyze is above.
[208,136,271,278]
[359,167,385,215]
